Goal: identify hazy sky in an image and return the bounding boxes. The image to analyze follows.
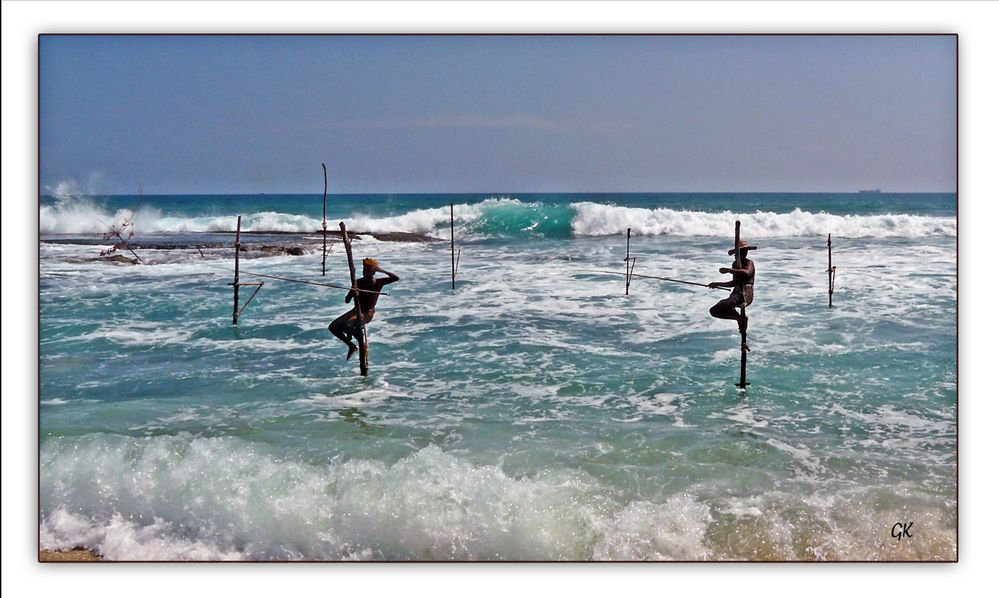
[39,35,956,195]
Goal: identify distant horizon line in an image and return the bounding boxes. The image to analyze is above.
[40,190,957,198]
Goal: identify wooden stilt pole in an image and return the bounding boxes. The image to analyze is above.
[451,203,456,290]
[735,220,749,388]
[339,222,368,376]
[625,228,631,295]
[321,163,328,276]
[827,233,835,308]
[232,216,241,325]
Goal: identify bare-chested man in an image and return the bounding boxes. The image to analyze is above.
[328,258,399,360]
[708,240,756,343]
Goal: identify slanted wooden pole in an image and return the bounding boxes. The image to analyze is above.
[321,163,328,276]
[827,233,834,308]
[339,222,368,376]
[112,225,142,264]
[97,217,142,263]
[232,216,241,325]
[735,220,749,388]
[451,202,456,290]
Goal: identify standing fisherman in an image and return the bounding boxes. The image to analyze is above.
[328,258,399,360]
[708,240,756,349]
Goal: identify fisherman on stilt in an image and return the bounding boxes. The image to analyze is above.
[328,258,399,360]
[708,239,756,350]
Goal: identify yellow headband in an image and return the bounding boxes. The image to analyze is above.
[362,258,379,268]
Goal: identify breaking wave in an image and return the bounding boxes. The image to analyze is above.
[39,197,955,239]
[41,434,955,561]
[568,202,955,238]
[39,198,318,235]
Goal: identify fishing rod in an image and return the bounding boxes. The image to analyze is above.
[583,269,724,290]
[203,263,388,295]
[238,269,389,295]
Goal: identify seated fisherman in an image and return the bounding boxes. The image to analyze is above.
[708,240,756,343]
[328,258,399,360]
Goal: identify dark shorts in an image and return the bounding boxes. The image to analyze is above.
[714,285,754,311]
[330,308,374,336]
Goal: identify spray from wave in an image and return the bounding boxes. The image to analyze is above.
[39,198,319,235]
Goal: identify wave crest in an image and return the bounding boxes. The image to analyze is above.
[570,203,955,238]
[39,197,955,239]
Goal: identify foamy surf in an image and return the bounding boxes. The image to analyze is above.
[40,435,955,561]
[569,203,955,238]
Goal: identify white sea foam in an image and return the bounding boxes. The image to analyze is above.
[39,434,955,561]
[41,509,244,560]
[765,438,823,473]
[38,197,516,236]
[345,202,487,236]
[723,405,769,428]
[569,203,955,238]
[40,200,321,234]
[630,393,684,418]
[79,324,196,347]
[591,495,714,560]
[36,436,723,560]
[41,436,608,560]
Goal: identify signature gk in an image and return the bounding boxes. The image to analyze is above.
[891,522,913,541]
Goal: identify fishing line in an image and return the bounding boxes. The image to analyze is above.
[582,270,725,290]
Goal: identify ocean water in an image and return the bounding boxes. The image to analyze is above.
[39,192,956,560]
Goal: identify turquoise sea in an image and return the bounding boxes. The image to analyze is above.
[39,192,956,560]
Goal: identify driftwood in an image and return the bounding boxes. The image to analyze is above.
[99,215,142,263]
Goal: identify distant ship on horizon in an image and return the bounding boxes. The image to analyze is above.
[859,188,881,194]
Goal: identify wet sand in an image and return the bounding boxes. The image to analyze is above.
[39,549,102,562]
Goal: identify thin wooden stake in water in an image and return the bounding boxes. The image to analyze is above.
[451,203,456,290]
[735,220,749,388]
[625,228,631,295]
[232,216,241,325]
[623,228,638,295]
[340,221,368,376]
[321,163,328,276]
[827,233,835,308]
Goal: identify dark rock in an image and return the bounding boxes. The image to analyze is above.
[359,231,442,242]
[67,254,139,265]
